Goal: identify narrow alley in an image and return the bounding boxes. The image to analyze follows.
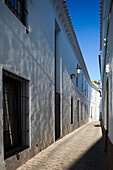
[1,0,112,169]
[17,122,107,170]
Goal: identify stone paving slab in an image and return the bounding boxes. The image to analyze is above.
[17,122,107,170]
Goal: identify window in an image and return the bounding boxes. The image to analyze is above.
[5,0,28,27]
[3,70,29,159]
[76,77,78,87]
[71,97,73,124]
[81,74,83,92]
[85,104,86,119]
[87,84,88,98]
[81,102,83,120]
[77,100,79,121]
[85,80,86,96]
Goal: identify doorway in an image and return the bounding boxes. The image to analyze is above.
[55,21,61,140]
[105,77,109,152]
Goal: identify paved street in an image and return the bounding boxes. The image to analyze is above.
[17,122,107,170]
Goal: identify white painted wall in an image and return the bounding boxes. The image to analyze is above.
[89,87,100,122]
[102,2,113,143]
[101,0,113,145]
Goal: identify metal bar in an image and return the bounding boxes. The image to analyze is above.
[18,0,28,14]
[3,70,29,159]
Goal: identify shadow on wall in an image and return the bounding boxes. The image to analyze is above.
[69,137,108,170]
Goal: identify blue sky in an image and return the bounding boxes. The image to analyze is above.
[66,0,100,81]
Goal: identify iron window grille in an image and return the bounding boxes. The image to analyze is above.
[87,105,88,115]
[3,70,29,159]
[77,100,79,121]
[76,77,78,87]
[71,97,73,124]
[81,102,83,120]
[81,74,83,92]
[85,104,86,119]
[87,84,88,98]
[5,0,28,27]
[85,81,86,96]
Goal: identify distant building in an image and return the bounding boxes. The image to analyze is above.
[100,0,113,170]
[0,0,100,169]
[92,80,100,88]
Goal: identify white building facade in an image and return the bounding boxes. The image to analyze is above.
[100,0,113,169]
[0,0,100,169]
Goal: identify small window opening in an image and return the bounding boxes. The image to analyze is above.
[5,0,28,27]
[85,80,86,96]
[3,70,29,159]
[77,100,79,121]
[87,84,88,98]
[76,77,78,87]
[71,97,73,124]
[87,105,88,115]
[81,74,83,92]
[81,102,83,120]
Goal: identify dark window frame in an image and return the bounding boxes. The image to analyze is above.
[87,84,88,98]
[87,105,88,115]
[71,97,74,124]
[85,80,86,96]
[81,102,83,120]
[77,100,79,121]
[85,104,86,119]
[76,77,78,87]
[5,0,28,27]
[81,74,83,92]
[3,70,29,159]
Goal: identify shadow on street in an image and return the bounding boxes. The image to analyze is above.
[69,137,108,170]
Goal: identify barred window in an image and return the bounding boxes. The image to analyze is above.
[85,104,86,119]
[81,74,83,92]
[87,84,88,98]
[81,102,83,120]
[71,97,73,124]
[5,0,28,27]
[77,100,79,121]
[3,70,29,159]
[76,77,78,87]
[85,80,86,96]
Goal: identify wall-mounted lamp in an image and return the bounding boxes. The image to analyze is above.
[71,65,81,79]
[104,38,107,41]
[106,63,110,74]
[104,37,107,46]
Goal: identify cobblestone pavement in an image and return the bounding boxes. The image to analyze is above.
[17,122,107,170]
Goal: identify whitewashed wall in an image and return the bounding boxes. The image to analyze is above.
[89,86,100,122]
[102,1,113,144]
[0,1,55,169]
